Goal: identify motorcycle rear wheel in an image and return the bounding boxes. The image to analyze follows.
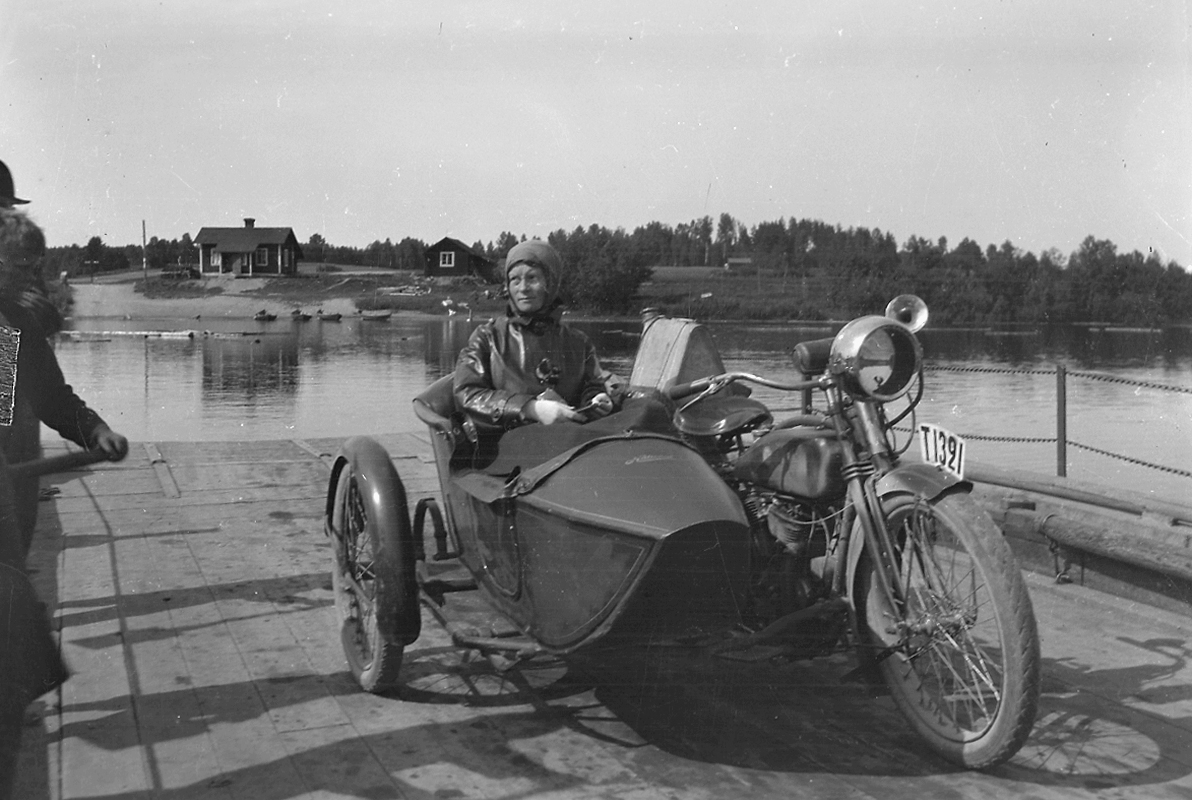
[330,460,409,692]
[856,491,1040,769]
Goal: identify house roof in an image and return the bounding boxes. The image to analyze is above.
[194,227,300,254]
[427,236,489,260]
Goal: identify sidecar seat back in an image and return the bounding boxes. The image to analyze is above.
[413,374,494,471]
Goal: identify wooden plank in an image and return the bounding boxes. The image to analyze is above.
[19,435,1192,799]
[53,498,153,797]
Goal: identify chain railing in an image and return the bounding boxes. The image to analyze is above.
[922,364,1192,481]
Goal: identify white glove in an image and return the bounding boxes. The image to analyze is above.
[525,398,579,425]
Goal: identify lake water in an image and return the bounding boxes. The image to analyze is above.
[53,313,1192,502]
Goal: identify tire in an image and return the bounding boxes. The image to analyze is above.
[855,491,1040,769]
[328,442,420,693]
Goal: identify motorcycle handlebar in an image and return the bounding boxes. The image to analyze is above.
[664,377,712,400]
[665,372,826,400]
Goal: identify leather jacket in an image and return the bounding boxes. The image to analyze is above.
[0,301,106,453]
[453,313,606,429]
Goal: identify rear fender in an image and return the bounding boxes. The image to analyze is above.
[844,463,971,607]
[327,436,421,645]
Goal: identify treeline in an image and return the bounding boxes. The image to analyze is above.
[43,214,1192,325]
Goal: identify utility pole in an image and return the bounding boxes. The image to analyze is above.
[142,220,148,279]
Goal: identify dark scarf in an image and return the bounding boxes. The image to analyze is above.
[505,299,563,335]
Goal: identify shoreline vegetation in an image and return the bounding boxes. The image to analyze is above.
[42,218,1192,328]
[58,260,1190,330]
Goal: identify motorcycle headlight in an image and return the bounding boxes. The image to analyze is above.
[829,316,922,401]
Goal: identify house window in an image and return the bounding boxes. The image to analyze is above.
[256,247,268,266]
[439,252,455,269]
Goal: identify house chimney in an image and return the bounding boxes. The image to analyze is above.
[244,218,255,229]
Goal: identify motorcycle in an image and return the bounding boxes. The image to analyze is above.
[323,295,1041,770]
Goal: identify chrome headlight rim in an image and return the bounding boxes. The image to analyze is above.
[828,315,923,402]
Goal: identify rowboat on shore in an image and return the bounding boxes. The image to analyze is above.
[254,309,277,322]
[316,309,342,322]
[360,309,393,321]
[291,309,312,322]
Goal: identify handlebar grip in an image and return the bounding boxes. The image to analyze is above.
[793,337,833,375]
[665,378,709,400]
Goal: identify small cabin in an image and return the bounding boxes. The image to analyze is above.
[194,218,303,276]
[424,237,497,282]
[724,256,753,273]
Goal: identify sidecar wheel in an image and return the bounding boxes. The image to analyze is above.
[328,438,421,693]
[855,491,1040,770]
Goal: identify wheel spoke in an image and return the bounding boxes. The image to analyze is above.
[894,501,1006,734]
[328,451,412,694]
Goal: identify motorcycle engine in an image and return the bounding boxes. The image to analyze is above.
[743,491,835,624]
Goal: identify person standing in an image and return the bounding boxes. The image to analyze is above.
[0,206,129,555]
[0,165,126,797]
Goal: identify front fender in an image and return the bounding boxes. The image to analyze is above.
[874,462,968,502]
[845,463,971,607]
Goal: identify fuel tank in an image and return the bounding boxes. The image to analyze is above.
[731,427,846,500]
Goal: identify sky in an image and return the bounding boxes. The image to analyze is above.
[1,1,1189,267]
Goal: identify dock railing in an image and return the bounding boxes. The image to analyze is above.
[918,364,1192,614]
[925,363,1192,481]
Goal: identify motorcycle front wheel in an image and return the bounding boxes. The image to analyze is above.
[855,491,1040,769]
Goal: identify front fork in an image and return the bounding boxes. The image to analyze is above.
[832,398,967,633]
[822,398,902,615]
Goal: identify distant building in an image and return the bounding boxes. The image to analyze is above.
[724,256,753,272]
[424,237,497,282]
[194,218,303,276]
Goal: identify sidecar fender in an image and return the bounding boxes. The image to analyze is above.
[326,436,421,645]
[844,463,971,606]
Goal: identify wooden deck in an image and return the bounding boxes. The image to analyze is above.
[13,434,1192,799]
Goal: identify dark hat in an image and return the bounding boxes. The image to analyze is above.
[0,160,30,205]
[505,239,562,298]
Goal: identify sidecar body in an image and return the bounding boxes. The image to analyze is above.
[410,375,750,653]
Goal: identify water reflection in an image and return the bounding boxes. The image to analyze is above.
[55,316,1192,500]
[424,318,479,375]
[202,335,299,400]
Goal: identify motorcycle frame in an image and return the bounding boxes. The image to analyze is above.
[717,368,945,628]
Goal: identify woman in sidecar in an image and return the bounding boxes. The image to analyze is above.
[453,239,618,432]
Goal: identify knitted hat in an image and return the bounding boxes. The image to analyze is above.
[505,239,562,303]
[0,161,29,206]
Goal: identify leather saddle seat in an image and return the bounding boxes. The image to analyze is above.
[672,393,772,438]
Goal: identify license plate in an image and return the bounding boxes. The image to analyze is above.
[918,423,967,480]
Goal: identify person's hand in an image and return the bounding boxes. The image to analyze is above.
[601,371,629,405]
[581,392,614,421]
[90,424,129,461]
[524,398,580,425]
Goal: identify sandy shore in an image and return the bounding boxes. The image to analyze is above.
[66,275,360,321]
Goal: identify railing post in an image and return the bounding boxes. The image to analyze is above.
[1056,363,1067,477]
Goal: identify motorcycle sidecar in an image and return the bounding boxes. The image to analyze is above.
[325,374,752,692]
